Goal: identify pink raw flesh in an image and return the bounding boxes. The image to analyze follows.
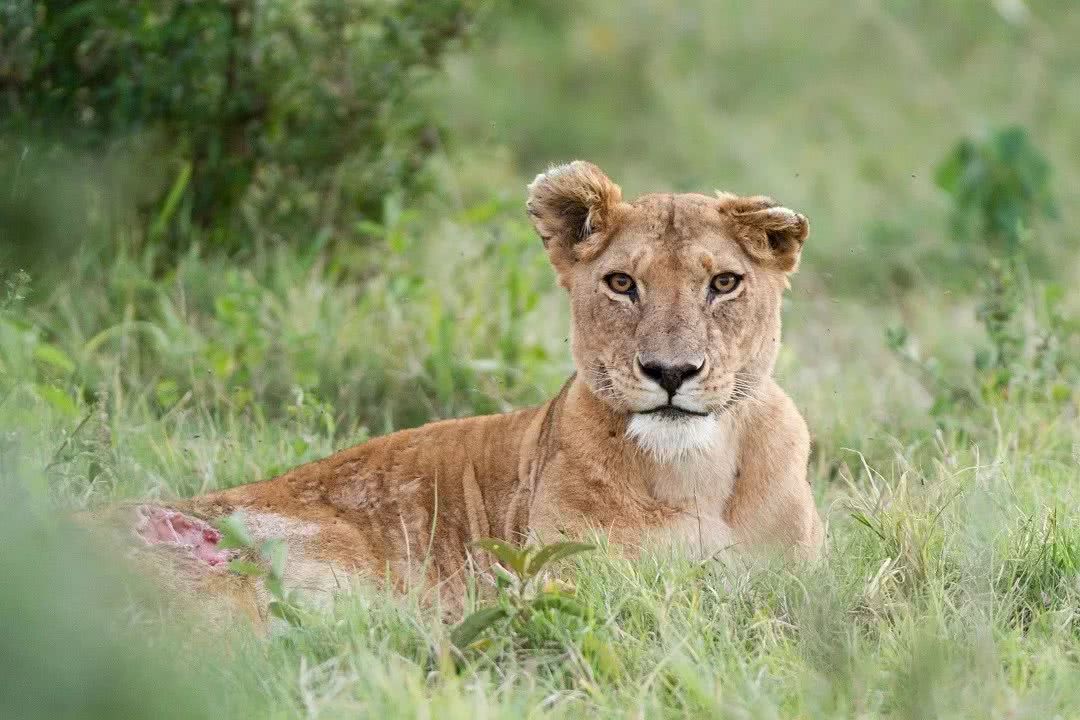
[135,506,233,567]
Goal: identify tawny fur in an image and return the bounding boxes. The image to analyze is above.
[96,161,824,622]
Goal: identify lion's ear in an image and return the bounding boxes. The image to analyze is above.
[526,161,622,256]
[723,195,809,273]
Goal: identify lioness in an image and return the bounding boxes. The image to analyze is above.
[108,162,823,619]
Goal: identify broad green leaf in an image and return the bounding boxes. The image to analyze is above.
[473,539,529,578]
[583,633,624,680]
[268,601,303,627]
[265,574,285,602]
[450,606,509,648]
[261,539,288,580]
[228,560,265,577]
[934,140,972,194]
[154,379,180,408]
[34,344,76,374]
[531,594,587,618]
[215,514,254,549]
[36,384,77,417]
[525,542,595,577]
[492,564,516,589]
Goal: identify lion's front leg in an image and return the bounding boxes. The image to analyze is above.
[724,447,824,561]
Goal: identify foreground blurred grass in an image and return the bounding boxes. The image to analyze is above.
[2,0,1080,717]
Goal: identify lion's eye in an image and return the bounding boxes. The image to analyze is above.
[710,272,742,295]
[605,272,637,295]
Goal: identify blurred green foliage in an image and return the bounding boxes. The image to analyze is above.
[887,127,1076,430]
[441,0,1080,296]
[1,0,478,258]
[2,2,1080,716]
[936,126,1057,253]
[0,481,230,719]
[887,260,1078,424]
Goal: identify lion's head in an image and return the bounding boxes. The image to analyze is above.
[527,161,808,460]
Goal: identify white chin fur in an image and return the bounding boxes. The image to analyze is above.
[626,413,719,462]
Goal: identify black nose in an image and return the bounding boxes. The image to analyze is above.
[638,360,704,396]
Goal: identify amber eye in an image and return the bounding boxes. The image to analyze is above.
[710,272,742,295]
[605,272,637,295]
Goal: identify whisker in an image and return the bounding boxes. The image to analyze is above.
[728,371,768,411]
[582,360,624,404]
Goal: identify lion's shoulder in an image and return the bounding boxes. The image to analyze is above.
[737,377,809,457]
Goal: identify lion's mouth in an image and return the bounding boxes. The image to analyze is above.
[638,404,710,419]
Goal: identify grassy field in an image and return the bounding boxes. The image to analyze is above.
[3,1,1080,718]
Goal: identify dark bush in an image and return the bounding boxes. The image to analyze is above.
[1,0,478,256]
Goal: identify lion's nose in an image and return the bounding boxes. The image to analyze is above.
[637,357,705,396]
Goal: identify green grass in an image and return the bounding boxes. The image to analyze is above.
[3,206,1078,718]
[3,0,1080,717]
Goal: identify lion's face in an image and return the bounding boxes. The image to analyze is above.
[565,192,790,420]
[528,162,808,459]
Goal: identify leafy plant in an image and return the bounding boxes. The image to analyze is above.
[450,538,595,651]
[935,125,1057,253]
[215,514,304,627]
[887,261,1076,420]
[889,128,1076,420]
[1,0,479,257]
